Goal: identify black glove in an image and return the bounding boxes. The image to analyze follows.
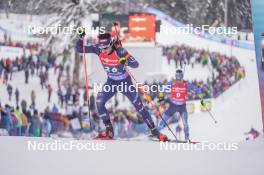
[78,27,86,38]
[200,99,205,106]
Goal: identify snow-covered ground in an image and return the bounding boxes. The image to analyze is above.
[0,136,263,175]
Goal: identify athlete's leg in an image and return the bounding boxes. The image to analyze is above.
[96,79,116,125]
[121,78,155,129]
[158,101,177,130]
[119,77,168,141]
[180,104,189,140]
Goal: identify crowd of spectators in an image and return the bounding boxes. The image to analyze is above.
[0,97,149,138]
[0,33,40,50]
[161,44,245,99]
[0,41,246,138]
[0,36,43,85]
[0,37,149,138]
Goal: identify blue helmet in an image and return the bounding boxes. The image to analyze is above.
[98,33,113,49]
[175,69,184,79]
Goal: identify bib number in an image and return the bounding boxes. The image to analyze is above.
[104,66,118,73]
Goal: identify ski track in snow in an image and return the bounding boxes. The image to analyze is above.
[0,136,263,175]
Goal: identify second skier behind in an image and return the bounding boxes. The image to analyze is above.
[158,69,190,141]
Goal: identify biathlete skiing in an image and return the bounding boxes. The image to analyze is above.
[75,28,168,141]
[158,69,192,142]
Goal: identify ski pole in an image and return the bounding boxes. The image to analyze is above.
[202,103,218,124]
[125,66,178,141]
[200,99,218,124]
[82,36,92,129]
[113,22,122,46]
[189,89,218,124]
[205,108,217,124]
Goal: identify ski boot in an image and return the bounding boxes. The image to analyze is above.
[95,124,114,140]
[151,128,169,142]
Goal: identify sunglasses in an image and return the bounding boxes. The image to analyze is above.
[99,42,112,49]
[99,46,110,50]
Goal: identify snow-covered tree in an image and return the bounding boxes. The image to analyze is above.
[1,0,253,30]
[35,0,125,85]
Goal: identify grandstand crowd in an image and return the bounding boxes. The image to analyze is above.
[162,44,245,99]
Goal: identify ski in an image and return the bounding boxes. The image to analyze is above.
[147,135,200,144]
[91,136,200,144]
[149,138,200,144]
[167,140,200,144]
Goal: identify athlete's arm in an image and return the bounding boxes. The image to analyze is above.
[116,47,139,68]
[187,82,193,91]
[75,39,100,54]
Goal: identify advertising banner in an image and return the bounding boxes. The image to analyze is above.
[251,0,264,128]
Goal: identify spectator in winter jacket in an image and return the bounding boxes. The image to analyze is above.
[14,106,23,136]
[2,105,13,134]
[30,90,36,110]
[0,105,12,133]
[29,110,42,137]
[57,88,63,107]
[7,84,12,101]
[80,110,91,132]
[39,69,45,89]
[47,84,52,103]
[9,62,13,80]
[52,103,59,113]
[24,65,29,84]
[43,106,52,137]
[15,88,19,107]
[20,99,27,114]
[20,112,28,136]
